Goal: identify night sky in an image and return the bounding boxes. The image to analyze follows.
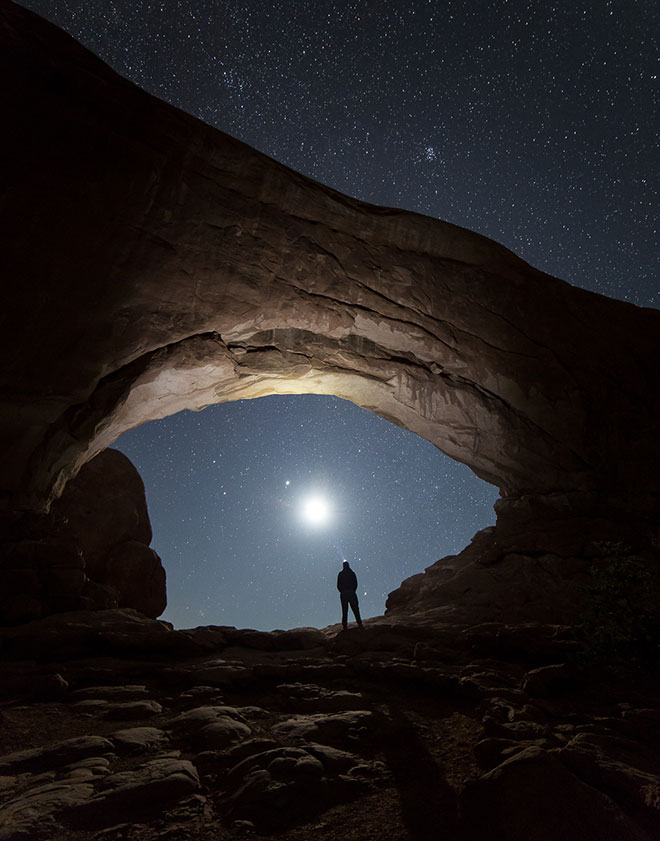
[17,0,658,630]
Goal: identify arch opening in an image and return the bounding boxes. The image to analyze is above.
[112,394,499,631]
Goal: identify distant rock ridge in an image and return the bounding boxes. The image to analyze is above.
[0,2,659,627]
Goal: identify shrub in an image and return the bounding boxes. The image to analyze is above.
[579,542,660,665]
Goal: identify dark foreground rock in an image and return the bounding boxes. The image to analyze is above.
[0,449,167,626]
[459,746,650,841]
[385,521,660,628]
[1,610,659,840]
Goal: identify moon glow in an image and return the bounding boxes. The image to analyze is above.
[302,496,330,525]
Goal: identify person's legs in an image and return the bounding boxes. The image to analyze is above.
[340,592,350,628]
[348,592,363,627]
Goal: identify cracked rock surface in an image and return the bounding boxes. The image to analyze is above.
[1,609,660,840]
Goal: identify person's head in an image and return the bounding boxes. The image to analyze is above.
[342,560,350,568]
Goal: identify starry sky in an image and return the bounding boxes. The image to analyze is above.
[17,0,658,630]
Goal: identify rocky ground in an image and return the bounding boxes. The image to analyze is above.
[1,610,659,841]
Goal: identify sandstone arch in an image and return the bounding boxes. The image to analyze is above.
[2,3,660,624]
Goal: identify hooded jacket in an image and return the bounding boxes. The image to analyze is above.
[337,565,358,593]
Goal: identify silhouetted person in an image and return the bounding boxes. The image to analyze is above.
[337,560,363,629]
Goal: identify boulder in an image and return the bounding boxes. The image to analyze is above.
[71,757,200,826]
[385,532,596,626]
[102,700,163,720]
[199,719,253,750]
[459,746,650,841]
[560,732,660,830]
[221,744,381,831]
[0,608,173,661]
[275,683,366,712]
[473,737,531,771]
[0,778,96,841]
[52,448,166,620]
[0,736,114,775]
[70,685,149,702]
[100,540,166,619]
[0,671,69,701]
[164,706,252,749]
[0,449,165,625]
[222,761,325,830]
[271,711,374,747]
[191,661,254,686]
[522,663,575,698]
[109,727,170,755]
[52,449,152,577]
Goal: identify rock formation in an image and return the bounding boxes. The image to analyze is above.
[53,448,166,619]
[1,0,659,630]
[1,448,165,624]
[53,449,153,573]
[1,4,660,837]
[2,0,659,525]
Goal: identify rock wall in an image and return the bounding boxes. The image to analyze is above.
[53,448,166,619]
[1,449,165,624]
[1,2,659,625]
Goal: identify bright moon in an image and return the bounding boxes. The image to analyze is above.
[302,496,330,525]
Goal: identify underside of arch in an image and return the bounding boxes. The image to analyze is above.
[31,326,595,510]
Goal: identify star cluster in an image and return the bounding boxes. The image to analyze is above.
[17,0,658,629]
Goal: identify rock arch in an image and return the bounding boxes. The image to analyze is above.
[1,3,659,624]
